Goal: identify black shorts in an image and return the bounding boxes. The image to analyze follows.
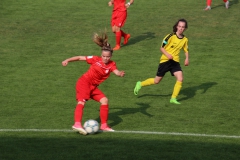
[156,60,182,77]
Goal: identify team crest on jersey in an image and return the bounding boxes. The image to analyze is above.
[105,69,109,74]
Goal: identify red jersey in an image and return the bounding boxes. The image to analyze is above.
[81,56,117,85]
[113,0,127,12]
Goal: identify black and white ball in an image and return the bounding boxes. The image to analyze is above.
[83,119,99,134]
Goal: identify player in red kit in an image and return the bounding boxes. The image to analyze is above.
[108,0,134,50]
[62,32,125,135]
[204,0,229,10]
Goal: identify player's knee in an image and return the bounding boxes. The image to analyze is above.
[115,28,120,32]
[177,77,183,82]
[77,101,85,105]
[112,26,116,33]
[100,97,108,104]
[154,78,162,84]
[154,80,160,84]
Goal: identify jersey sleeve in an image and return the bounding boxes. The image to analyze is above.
[183,38,189,53]
[161,33,173,48]
[86,56,97,64]
[110,61,117,72]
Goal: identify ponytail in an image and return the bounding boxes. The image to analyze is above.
[93,32,113,54]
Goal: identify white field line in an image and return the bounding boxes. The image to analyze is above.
[0,129,240,139]
[0,129,73,132]
[115,130,240,139]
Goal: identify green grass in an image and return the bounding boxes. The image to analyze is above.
[1,132,239,160]
[0,0,240,159]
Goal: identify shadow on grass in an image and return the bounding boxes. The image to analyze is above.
[106,103,153,127]
[0,134,239,160]
[137,93,172,98]
[178,82,217,101]
[231,0,239,4]
[121,32,156,48]
[132,82,217,103]
[211,4,226,9]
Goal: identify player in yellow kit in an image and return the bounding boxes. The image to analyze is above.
[134,19,189,104]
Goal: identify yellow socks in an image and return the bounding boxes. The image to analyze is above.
[171,81,182,99]
[141,78,155,86]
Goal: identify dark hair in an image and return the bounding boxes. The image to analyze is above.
[173,19,188,32]
[93,32,113,54]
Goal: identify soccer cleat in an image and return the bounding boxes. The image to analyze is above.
[123,34,130,45]
[100,124,115,132]
[170,98,181,105]
[225,1,229,9]
[72,125,87,135]
[134,81,142,95]
[204,6,211,10]
[113,45,120,51]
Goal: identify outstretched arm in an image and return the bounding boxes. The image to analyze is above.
[62,56,86,66]
[113,69,125,77]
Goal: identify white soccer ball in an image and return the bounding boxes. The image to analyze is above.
[83,119,99,134]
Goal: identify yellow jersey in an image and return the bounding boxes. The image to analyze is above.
[160,33,188,63]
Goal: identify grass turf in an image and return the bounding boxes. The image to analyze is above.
[0,0,240,159]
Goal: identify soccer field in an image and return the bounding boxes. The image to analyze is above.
[1,0,240,159]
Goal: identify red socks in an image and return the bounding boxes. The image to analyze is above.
[100,105,109,124]
[206,0,212,6]
[120,30,127,38]
[74,103,109,126]
[114,29,130,49]
[207,0,227,6]
[115,31,121,46]
[74,104,84,123]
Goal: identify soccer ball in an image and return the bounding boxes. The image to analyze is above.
[83,119,99,134]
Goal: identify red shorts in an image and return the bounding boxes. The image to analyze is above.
[75,77,105,102]
[111,10,127,27]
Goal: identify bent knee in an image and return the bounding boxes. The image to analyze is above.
[154,80,160,84]
[77,101,85,105]
[100,97,108,104]
[154,79,162,84]
[177,78,183,82]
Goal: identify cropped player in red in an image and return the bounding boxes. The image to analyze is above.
[62,32,125,135]
[108,0,134,50]
[204,0,229,10]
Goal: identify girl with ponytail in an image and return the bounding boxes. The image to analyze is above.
[62,32,125,135]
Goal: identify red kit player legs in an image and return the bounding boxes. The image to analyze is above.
[108,0,134,50]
